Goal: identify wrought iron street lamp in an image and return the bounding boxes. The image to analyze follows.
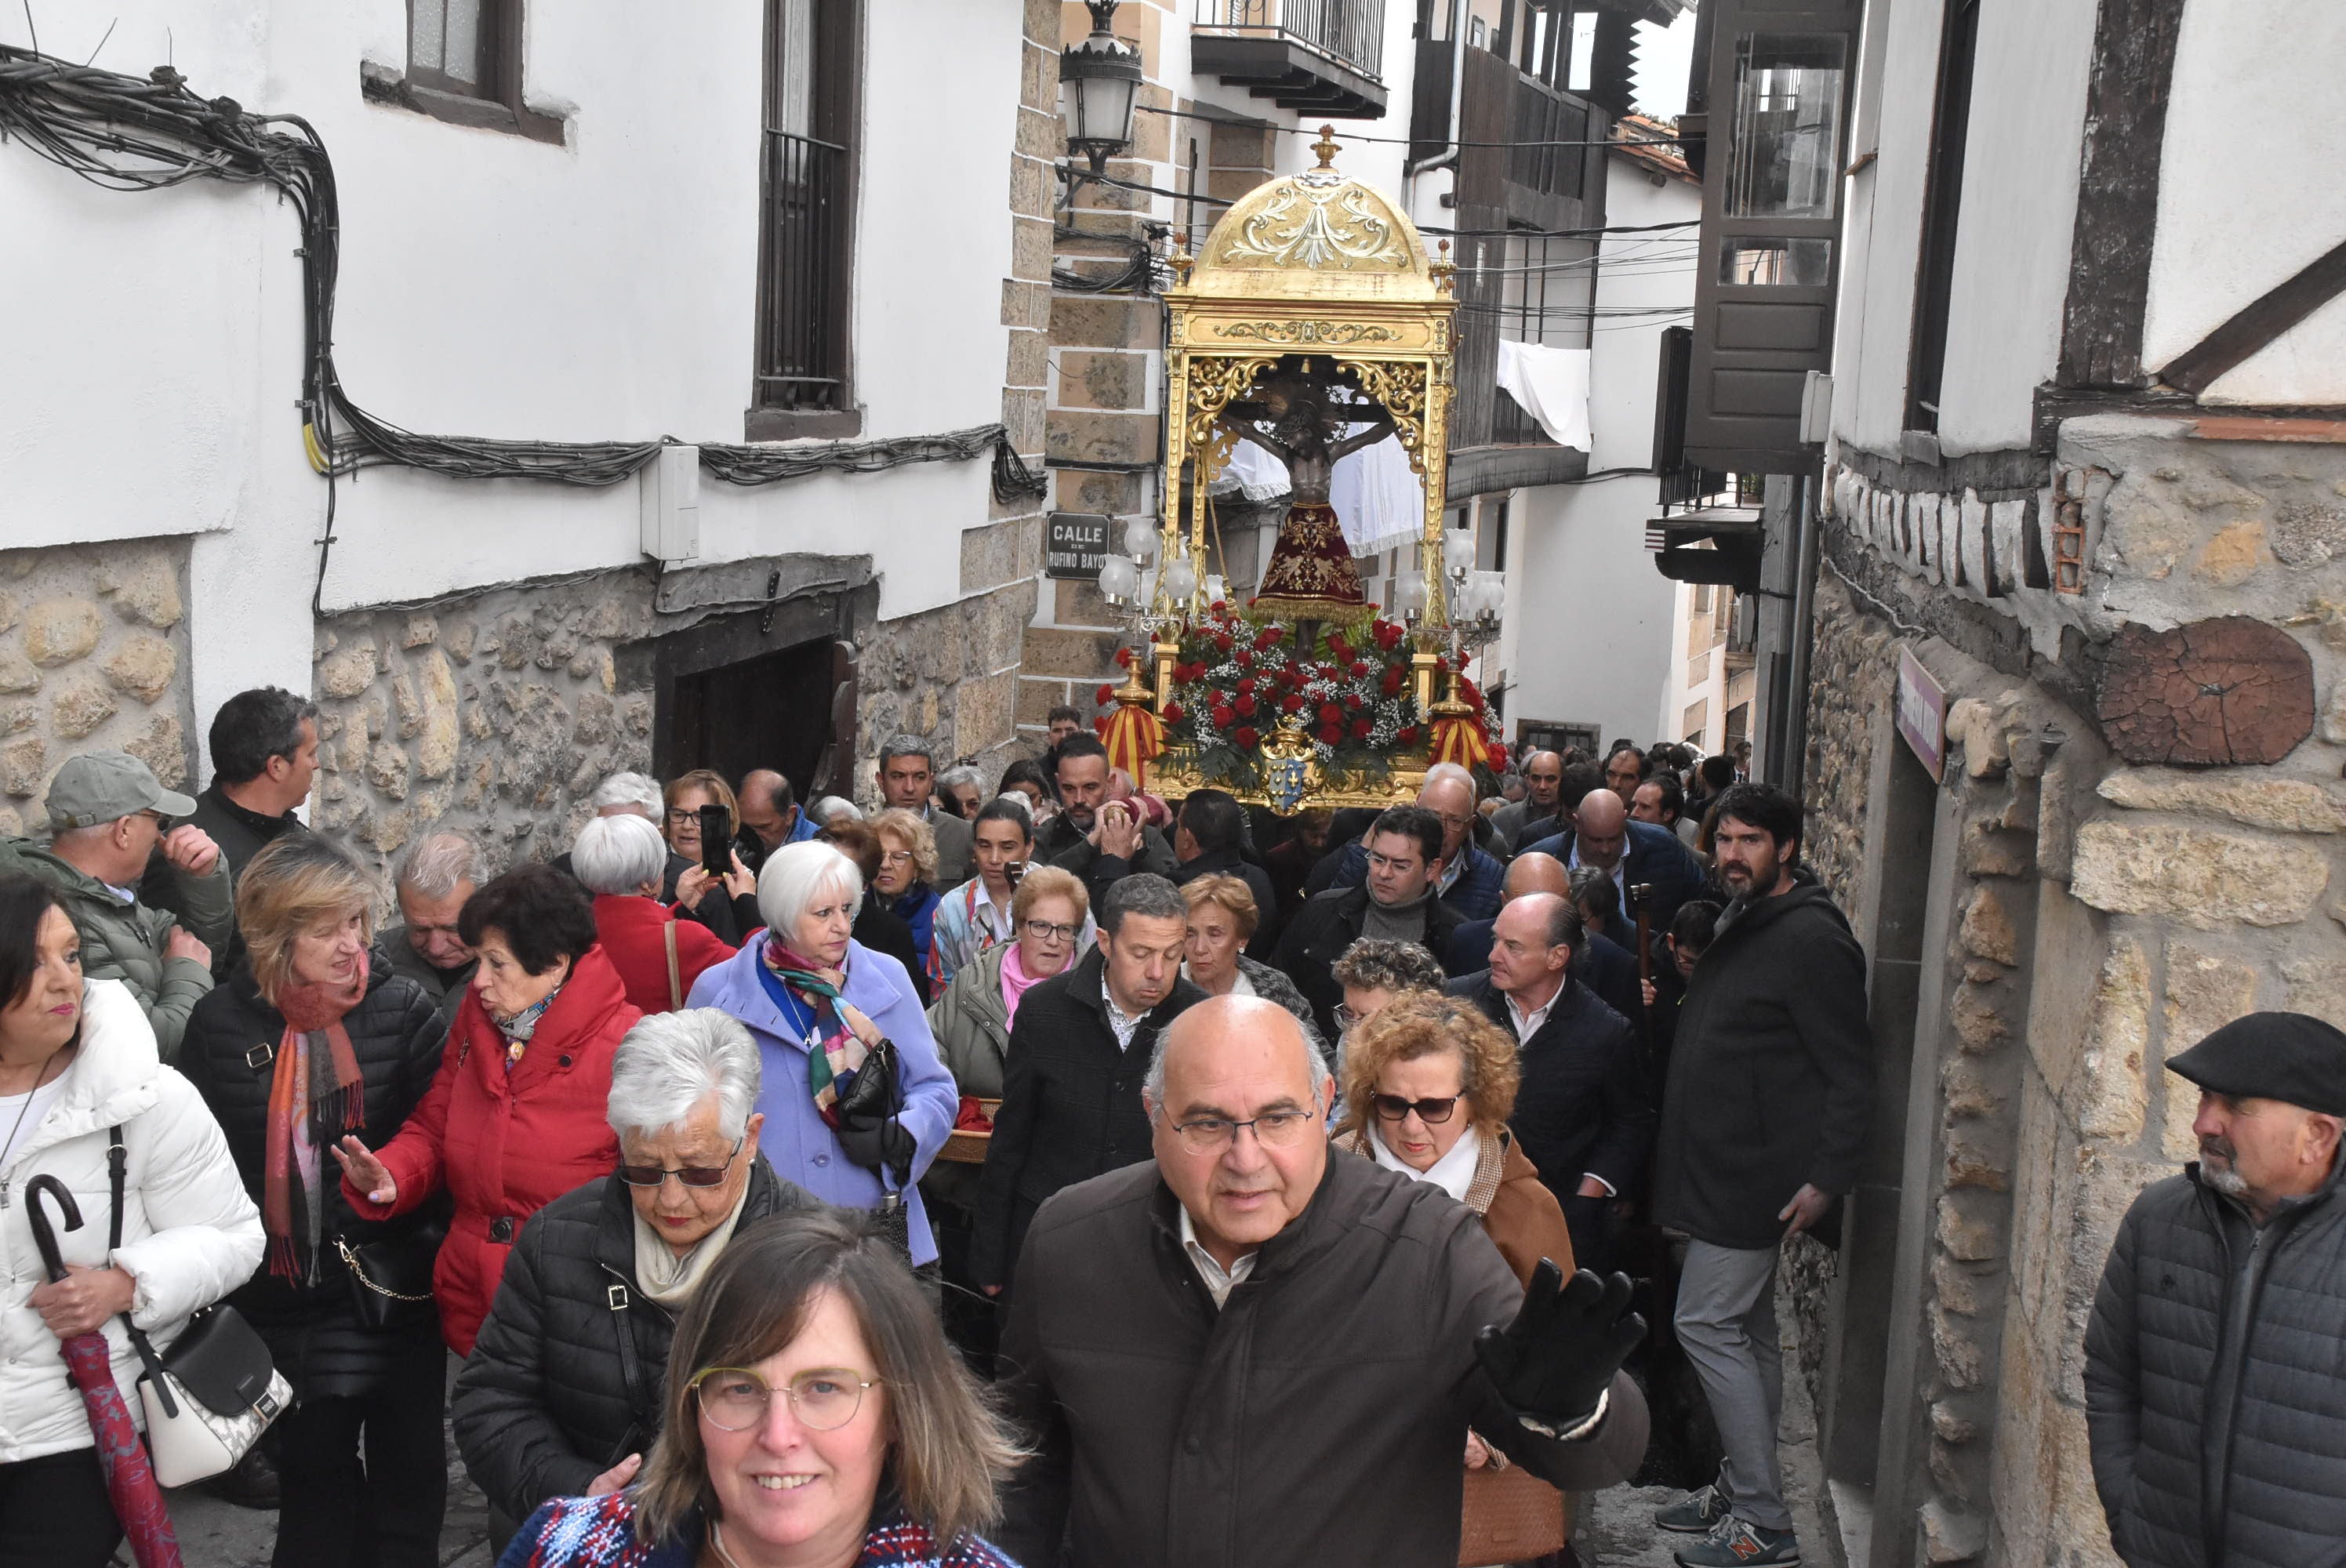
[1060,1,1142,176]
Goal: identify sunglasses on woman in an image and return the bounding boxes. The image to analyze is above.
[1371,1094,1458,1124]
[616,1138,743,1189]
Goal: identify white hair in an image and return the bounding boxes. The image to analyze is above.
[812,795,861,825]
[397,831,483,899]
[572,812,669,897]
[756,839,865,939]
[1422,761,1477,794]
[590,771,664,818]
[1142,998,1332,1117]
[606,1009,763,1142]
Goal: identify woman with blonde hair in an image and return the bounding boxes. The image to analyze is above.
[499,1209,1022,1566]
[871,808,945,990]
[180,833,451,1566]
[1176,873,1323,1058]
[663,771,760,947]
[1331,991,1578,1550]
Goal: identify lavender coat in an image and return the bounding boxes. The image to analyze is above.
[685,938,958,1265]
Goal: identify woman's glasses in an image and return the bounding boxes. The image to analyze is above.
[1022,919,1080,942]
[616,1138,743,1189]
[690,1366,881,1432]
[1371,1094,1459,1125]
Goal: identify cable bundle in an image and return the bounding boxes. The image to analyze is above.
[0,44,1038,495]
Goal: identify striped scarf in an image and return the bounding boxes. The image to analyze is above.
[757,938,867,1129]
[264,956,369,1283]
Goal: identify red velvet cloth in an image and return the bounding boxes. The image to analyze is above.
[1251,502,1371,623]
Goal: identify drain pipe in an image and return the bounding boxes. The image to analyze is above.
[1405,1,1472,181]
[1779,469,1821,799]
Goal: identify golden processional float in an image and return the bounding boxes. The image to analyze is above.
[1096,130,1503,815]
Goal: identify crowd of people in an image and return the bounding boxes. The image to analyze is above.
[0,684,2325,1568]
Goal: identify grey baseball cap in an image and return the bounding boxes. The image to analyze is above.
[46,751,198,831]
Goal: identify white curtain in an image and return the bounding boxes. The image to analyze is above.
[1495,339,1593,452]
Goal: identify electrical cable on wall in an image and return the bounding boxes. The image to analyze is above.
[0,44,1045,503]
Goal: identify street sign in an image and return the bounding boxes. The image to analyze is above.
[1046,514,1111,580]
[1896,645,1948,783]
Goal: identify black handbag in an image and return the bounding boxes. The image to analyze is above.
[833,1037,916,1264]
[332,1221,442,1333]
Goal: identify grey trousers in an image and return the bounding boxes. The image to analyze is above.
[1673,1239,1792,1532]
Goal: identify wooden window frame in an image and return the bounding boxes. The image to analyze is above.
[746,0,865,442]
[369,0,565,146]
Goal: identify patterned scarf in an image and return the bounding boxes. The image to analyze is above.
[757,938,867,1129]
[264,955,370,1283]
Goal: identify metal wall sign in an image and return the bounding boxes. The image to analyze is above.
[1045,513,1112,580]
[1896,645,1948,783]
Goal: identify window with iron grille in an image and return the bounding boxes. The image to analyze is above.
[753,0,860,434]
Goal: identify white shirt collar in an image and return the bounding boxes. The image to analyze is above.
[1504,975,1566,1041]
[1368,1123,1484,1205]
[1177,1203,1258,1308]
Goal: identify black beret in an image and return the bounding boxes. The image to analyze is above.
[2166,1011,2346,1117]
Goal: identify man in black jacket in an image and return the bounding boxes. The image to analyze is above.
[1168,787,1280,956]
[1650,784,1874,1568]
[1037,734,1177,901]
[970,872,1201,1292]
[996,995,1650,1568]
[1450,893,1651,1271]
[1522,786,1708,948]
[2083,1011,2346,1568]
[452,1009,820,1547]
[1273,804,1462,1042]
[187,686,318,881]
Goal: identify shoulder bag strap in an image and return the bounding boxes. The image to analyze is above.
[604,1277,660,1449]
[108,1125,178,1417]
[665,919,682,1012]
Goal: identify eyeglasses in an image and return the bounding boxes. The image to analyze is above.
[881,849,914,866]
[616,1138,743,1189]
[1334,1004,1367,1032]
[1023,919,1080,942]
[688,1366,881,1432]
[665,809,704,826]
[1169,1109,1318,1155]
[1371,1094,1459,1124]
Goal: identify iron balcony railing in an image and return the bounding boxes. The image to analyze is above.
[1193,0,1385,81]
[755,126,849,411]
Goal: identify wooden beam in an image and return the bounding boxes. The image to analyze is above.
[2054,0,2186,390]
[2159,238,2346,397]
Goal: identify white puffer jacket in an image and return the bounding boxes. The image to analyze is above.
[0,978,263,1464]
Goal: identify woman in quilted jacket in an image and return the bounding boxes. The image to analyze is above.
[180,833,452,1568]
[499,1208,1022,1568]
[335,862,641,1356]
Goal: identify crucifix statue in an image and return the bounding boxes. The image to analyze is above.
[1219,359,1394,626]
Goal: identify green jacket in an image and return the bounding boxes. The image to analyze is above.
[0,837,232,1061]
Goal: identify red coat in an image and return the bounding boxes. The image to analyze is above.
[592,894,736,1016]
[342,945,641,1355]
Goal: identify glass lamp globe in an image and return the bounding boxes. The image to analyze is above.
[1098,554,1138,602]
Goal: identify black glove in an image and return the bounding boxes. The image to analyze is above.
[1473,1261,1645,1433]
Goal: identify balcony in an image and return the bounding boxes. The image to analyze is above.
[1191,0,1389,118]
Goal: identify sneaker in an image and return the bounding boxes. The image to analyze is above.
[1654,1483,1734,1534]
[1672,1515,1801,1568]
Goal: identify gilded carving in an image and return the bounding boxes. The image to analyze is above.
[1209,181,1410,272]
[1211,320,1402,346]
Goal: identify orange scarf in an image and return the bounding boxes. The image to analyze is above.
[264,956,369,1283]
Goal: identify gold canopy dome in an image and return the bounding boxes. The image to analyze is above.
[1182,127,1449,304]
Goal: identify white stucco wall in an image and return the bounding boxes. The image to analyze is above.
[2142,0,2346,406]
[0,0,1023,744]
[1501,160,1695,746]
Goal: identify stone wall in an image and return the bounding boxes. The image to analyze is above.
[310,571,662,877]
[1803,412,2346,1568]
[0,538,193,837]
[310,543,1036,879]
